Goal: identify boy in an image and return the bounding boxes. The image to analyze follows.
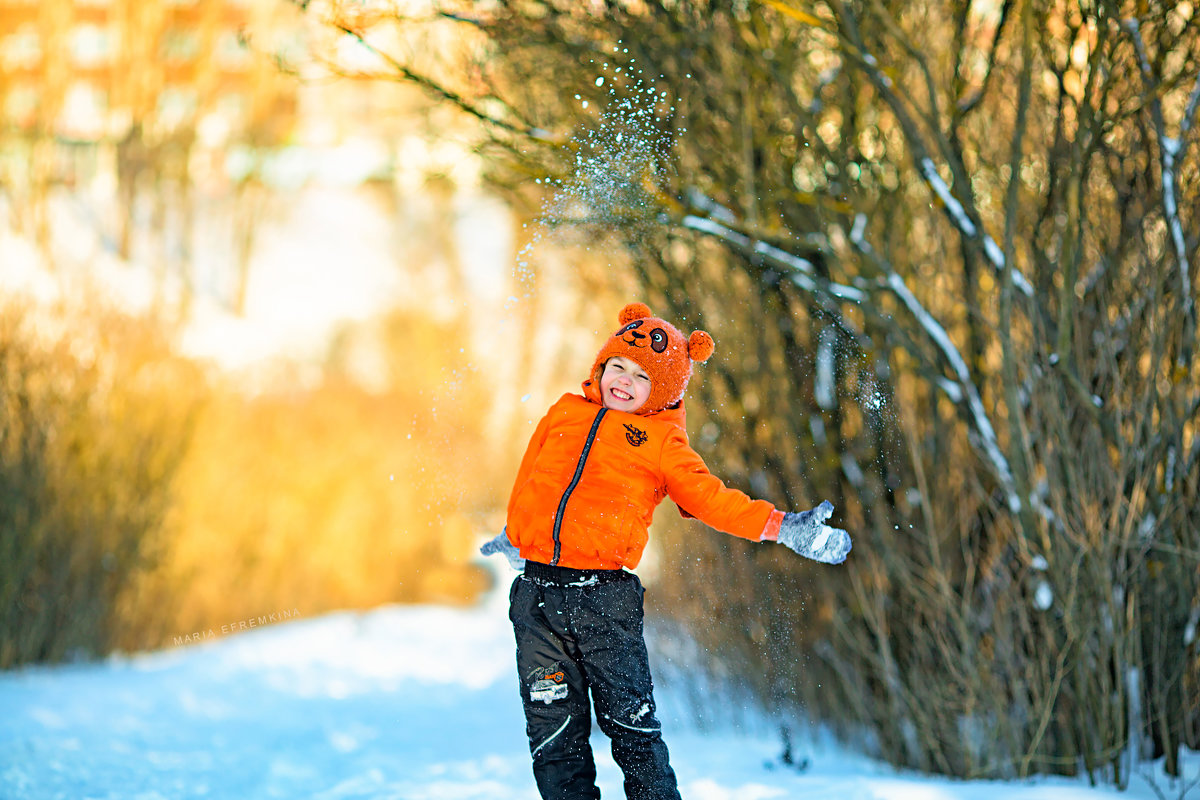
[481,302,851,800]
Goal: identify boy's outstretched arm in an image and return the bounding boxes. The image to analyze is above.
[662,433,852,565]
[771,502,852,564]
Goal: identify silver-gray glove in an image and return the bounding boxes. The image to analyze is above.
[479,528,525,571]
[777,501,852,564]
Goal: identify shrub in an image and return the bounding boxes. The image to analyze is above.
[0,303,202,668]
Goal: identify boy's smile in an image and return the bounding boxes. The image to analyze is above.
[600,356,652,413]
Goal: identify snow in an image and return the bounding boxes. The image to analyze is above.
[2,557,1195,799]
[682,215,750,246]
[815,328,837,410]
[1034,581,1054,611]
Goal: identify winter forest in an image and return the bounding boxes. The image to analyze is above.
[1,0,1198,797]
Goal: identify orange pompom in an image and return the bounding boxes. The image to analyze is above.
[618,302,652,325]
[688,330,715,362]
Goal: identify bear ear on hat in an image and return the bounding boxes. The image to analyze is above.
[688,330,715,362]
[619,302,652,325]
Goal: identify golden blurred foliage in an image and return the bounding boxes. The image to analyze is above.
[115,309,501,652]
[1,300,512,664]
[0,300,204,667]
[0,0,639,666]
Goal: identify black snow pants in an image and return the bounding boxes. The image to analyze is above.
[509,560,682,800]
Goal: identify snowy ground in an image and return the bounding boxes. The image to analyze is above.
[1,559,1196,800]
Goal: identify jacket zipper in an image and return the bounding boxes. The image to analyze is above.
[551,407,608,566]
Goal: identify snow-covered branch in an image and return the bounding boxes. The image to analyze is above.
[917,159,1033,298]
[684,189,738,224]
[830,17,1036,301]
[1123,19,1195,342]
[849,215,1022,511]
[883,270,1021,512]
[682,215,750,247]
[681,215,865,304]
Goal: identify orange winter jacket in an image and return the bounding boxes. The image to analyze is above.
[506,387,784,570]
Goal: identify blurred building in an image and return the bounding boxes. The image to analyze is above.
[0,0,607,417]
[0,0,296,161]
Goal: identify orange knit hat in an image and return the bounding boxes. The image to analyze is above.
[583,302,715,414]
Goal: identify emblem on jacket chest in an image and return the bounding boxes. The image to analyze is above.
[623,424,648,447]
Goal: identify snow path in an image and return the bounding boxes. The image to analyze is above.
[1,562,1194,799]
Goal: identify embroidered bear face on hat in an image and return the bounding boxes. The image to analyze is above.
[585,302,715,415]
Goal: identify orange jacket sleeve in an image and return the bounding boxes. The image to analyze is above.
[661,431,779,541]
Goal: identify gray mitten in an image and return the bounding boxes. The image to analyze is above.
[777,501,852,564]
[480,529,526,571]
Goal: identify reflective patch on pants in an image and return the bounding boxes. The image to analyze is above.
[605,701,660,734]
[532,714,572,756]
[609,716,660,734]
[527,663,569,704]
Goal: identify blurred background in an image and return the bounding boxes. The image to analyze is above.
[0,0,635,661]
[1,0,1198,789]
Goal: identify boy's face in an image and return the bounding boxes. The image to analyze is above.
[599,356,652,413]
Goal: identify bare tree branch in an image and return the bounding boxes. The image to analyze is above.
[847,215,1021,512]
[289,0,560,142]
[1123,18,1196,367]
[998,0,1036,536]
[824,0,1036,300]
[955,0,1014,116]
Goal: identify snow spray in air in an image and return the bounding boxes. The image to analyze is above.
[813,320,905,501]
[510,44,683,307]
